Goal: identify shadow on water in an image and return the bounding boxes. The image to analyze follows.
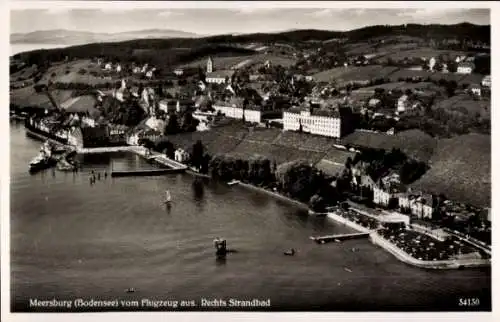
[248,191,270,208]
[164,202,172,214]
[215,256,227,266]
[192,179,204,201]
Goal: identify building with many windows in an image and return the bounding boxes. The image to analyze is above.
[456,62,475,74]
[212,97,262,123]
[283,106,343,138]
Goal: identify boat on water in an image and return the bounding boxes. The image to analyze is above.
[29,152,56,174]
[163,190,172,203]
[227,180,240,186]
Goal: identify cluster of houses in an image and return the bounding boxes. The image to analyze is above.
[351,167,490,223]
[96,58,156,79]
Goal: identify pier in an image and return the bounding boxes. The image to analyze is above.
[111,168,186,177]
[310,232,370,244]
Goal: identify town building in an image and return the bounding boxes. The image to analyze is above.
[410,194,434,219]
[116,64,122,73]
[207,56,213,73]
[104,63,112,70]
[396,95,410,113]
[133,66,142,74]
[482,75,491,88]
[469,84,481,97]
[174,68,184,76]
[368,98,381,108]
[282,106,341,138]
[204,56,234,84]
[212,97,262,123]
[158,99,191,114]
[428,57,436,71]
[206,70,235,84]
[174,148,190,163]
[456,62,475,74]
[145,68,155,79]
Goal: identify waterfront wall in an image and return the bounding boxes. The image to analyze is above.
[369,232,490,269]
[237,182,309,211]
[326,212,372,233]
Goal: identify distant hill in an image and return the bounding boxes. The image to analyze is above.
[10,29,200,46]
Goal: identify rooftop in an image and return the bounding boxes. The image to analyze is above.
[286,106,340,118]
[206,70,235,79]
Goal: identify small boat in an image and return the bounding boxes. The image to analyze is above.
[29,152,56,173]
[125,288,136,293]
[284,248,296,256]
[163,190,172,203]
[227,180,240,186]
[344,267,352,273]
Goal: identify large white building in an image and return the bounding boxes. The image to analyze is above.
[212,98,262,123]
[283,107,341,138]
[482,75,491,88]
[456,62,475,74]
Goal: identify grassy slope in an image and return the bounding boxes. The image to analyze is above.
[410,133,490,208]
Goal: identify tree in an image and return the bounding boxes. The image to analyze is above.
[191,140,204,170]
[182,112,200,132]
[164,114,180,134]
[445,80,458,97]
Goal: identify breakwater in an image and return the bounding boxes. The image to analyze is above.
[326,212,373,233]
[310,232,370,244]
[111,168,185,177]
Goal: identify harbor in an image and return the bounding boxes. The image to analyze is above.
[9,122,492,311]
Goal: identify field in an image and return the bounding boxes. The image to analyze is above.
[205,135,244,155]
[38,60,116,86]
[432,94,490,119]
[178,55,255,70]
[312,66,399,83]
[341,129,437,162]
[375,47,469,62]
[323,148,355,165]
[457,73,485,86]
[351,81,439,94]
[244,128,281,143]
[314,159,346,177]
[410,133,490,208]
[10,64,37,83]
[386,69,434,82]
[49,90,75,106]
[10,86,53,109]
[250,53,297,68]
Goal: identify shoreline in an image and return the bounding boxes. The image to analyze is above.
[20,126,490,270]
[235,181,310,211]
[369,232,490,269]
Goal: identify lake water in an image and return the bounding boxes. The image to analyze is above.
[10,121,491,311]
[10,43,69,56]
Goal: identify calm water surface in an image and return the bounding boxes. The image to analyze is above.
[10,122,491,311]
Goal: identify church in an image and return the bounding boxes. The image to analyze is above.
[205,56,235,84]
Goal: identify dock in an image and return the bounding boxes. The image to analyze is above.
[111,168,186,177]
[310,232,370,244]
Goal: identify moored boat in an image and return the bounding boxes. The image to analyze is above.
[29,153,56,174]
[227,180,240,186]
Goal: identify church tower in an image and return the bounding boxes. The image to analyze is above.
[207,56,213,73]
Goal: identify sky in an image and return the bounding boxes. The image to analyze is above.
[10,6,490,35]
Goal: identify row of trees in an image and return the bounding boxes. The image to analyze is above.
[351,148,428,185]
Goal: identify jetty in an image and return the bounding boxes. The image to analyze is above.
[111,168,186,177]
[310,232,370,244]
